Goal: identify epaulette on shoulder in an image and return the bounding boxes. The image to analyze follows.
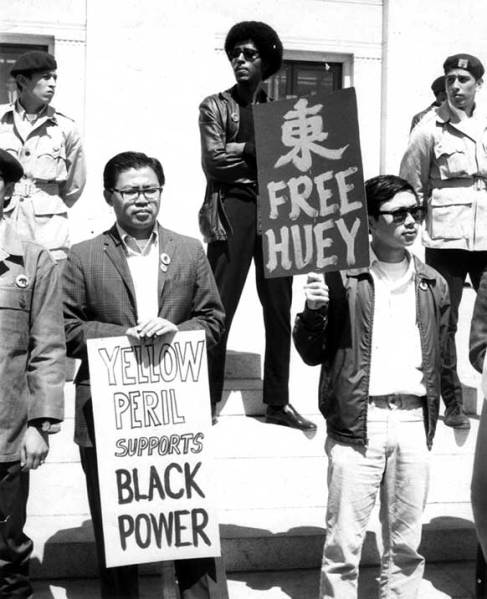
[54,109,75,123]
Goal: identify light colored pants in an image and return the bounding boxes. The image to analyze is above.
[320,399,430,599]
[471,399,487,558]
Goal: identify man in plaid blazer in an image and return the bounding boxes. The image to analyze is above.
[63,151,228,599]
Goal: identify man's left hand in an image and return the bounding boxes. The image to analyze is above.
[133,317,178,339]
[20,426,49,470]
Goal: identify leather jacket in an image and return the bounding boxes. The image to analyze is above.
[198,86,267,242]
[293,255,450,449]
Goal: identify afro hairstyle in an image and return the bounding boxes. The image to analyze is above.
[224,21,283,80]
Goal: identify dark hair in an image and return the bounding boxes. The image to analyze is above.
[224,21,283,80]
[365,175,417,217]
[15,71,40,93]
[103,151,165,190]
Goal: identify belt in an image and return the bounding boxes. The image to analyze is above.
[369,394,424,410]
[433,176,487,192]
[473,176,487,191]
[15,179,60,197]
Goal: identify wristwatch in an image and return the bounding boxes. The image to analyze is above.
[29,419,61,434]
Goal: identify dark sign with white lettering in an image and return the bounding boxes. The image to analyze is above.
[87,331,220,567]
[253,88,369,277]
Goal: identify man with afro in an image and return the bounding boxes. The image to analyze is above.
[198,21,316,431]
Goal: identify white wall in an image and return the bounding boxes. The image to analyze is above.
[83,0,382,240]
[382,0,487,174]
[5,1,487,234]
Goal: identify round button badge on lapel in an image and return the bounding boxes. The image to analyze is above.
[160,253,171,273]
[15,274,29,289]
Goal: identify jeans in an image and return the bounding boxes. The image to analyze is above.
[320,399,430,599]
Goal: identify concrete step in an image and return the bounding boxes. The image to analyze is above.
[24,284,482,579]
[30,563,477,599]
[26,402,479,578]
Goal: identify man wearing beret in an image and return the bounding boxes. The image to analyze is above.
[410,76,446,131]
[0,149,65,597]
[0,50,86,261]
[198,21,315,430]
[400,53,487,430]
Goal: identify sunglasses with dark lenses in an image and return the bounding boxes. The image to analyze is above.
[229,47,260,62]
[378,206,425,224]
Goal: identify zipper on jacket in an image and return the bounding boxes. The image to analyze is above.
[415,274,432,447]
[362,274,375,447]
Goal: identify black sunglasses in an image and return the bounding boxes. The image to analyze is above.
[229,47,260,62]
[378,206,425,224]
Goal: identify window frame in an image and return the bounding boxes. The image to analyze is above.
[0,32,55,53]
[265,50,353,100]
[0,34,55,105]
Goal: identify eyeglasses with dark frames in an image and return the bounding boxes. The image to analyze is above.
[111,187,162,202]
[229,47,260,62]
[378,206,425,224]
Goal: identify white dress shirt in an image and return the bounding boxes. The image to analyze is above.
[116,224,159,323]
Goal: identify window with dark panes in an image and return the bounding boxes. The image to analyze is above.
[265,60,343,100]
[0,43,49,104]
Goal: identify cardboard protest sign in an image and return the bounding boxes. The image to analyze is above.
[87,330,220,568]
[253,87,369,278]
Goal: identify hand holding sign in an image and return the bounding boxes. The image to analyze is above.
[126,318,178,340]
[304,273,329,311]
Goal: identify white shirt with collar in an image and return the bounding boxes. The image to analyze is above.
[14,100,48,140]
[116,224,159,323]
[368,249,427,397]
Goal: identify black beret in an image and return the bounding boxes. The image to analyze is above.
[11,51,57,77]
[0,150,23,183]
[443,54,484,80]
[431,76,445,95]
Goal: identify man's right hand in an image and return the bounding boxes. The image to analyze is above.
[304,272,329,310]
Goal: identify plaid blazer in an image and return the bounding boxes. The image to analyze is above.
[63,223,224,446]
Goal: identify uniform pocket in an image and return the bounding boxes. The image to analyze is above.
[32,194,67,216]
[33,136,67,181]
[0,287,32,349]
[429,187,472,240]
[433,136,470,179]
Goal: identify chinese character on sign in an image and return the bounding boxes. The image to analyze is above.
[275,98,349,172]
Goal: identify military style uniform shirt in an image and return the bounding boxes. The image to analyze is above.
[0,102,86,260]
[0,220,65,461]
[400,102,487,251]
